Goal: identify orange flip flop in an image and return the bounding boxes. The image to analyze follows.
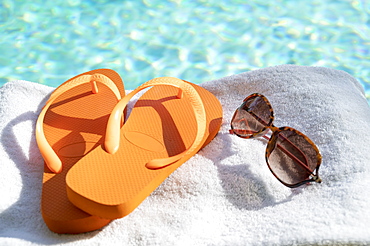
[35,69,125,233]
[66,77,223,219]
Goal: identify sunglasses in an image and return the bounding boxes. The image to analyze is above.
[230,93,322,188]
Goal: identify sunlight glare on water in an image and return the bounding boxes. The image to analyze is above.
[0,0,369,103]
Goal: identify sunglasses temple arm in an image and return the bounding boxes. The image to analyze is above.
[262,135,314,174]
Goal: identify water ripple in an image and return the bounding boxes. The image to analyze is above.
[0,0,369,102]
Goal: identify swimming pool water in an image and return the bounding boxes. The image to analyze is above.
[1,0,369,103]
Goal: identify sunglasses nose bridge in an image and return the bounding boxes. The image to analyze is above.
[265,130,279,157]
[270,125,278,131]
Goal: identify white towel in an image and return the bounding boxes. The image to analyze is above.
[0,65,369,245]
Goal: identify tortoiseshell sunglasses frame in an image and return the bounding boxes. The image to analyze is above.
[230,93,322,188]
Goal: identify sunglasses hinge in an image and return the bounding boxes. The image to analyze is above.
[312,175,322,183]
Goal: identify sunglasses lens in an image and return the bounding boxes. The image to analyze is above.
[231,95,273,137]
[267,129,319,186]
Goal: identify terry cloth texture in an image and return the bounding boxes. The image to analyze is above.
[0,65,369,245]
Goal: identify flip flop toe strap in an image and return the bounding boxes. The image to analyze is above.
[105,77,207,170]
[36,74,122,173]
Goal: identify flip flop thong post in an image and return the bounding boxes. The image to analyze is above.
[36,69,125,233]
[66,77,223,219]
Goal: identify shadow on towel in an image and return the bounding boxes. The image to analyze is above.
[199,132,300,210]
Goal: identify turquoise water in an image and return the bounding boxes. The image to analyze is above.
[1,0,369,102]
